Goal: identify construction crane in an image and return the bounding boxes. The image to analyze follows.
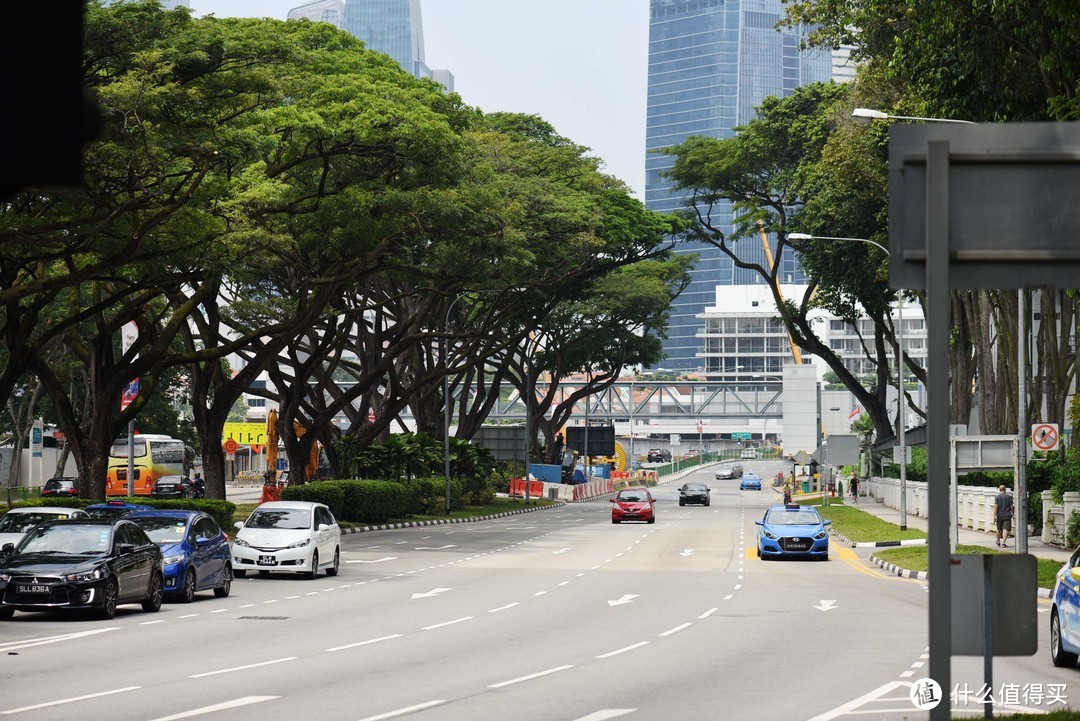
[262,408,321,503]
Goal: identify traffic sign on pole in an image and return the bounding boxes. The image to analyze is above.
[1031,423,1059,452]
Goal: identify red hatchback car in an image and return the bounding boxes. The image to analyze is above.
[611,487,656,524]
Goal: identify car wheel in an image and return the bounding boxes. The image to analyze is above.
[214,564,233,598]
[98,577,119,619]
[1051,612,1079,667]
[180,569,196,603]
[612,519,620,524]
[647,517,655,524]
[326,547,340,577]
[705,500,710,506]
[233,569,247,578]
[756,547,761,558]
[679,501,685,506]
[0,607,13,621]
[142,573,164,613]
[305,550,319,580]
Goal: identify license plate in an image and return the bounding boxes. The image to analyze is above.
[257,555,276,566]
[17,584,49,594]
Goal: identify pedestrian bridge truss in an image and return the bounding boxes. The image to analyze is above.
[486,380,782,422]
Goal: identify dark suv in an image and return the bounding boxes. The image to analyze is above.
[646,449,671,463]
[41,477,79,498]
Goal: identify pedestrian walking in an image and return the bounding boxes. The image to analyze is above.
[994,484,1014,547]
[850,475,859,503]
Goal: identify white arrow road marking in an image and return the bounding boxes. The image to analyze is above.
[814,600,838,612]
[680,549,695,557]
[145,696,280,721]
[346,556,398,564]
[411,587,452,599]
[414,545,457,550]
[608,594,639,606]
[553,548,571,554]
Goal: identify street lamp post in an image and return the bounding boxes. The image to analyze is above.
[788,233,908,529]
[852,108,976,125]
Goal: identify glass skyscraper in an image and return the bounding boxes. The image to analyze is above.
[646,0,832,370]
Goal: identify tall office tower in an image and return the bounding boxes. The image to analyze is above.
[646,0,832,371]
[339,0,452,90]
[288,0,345,28]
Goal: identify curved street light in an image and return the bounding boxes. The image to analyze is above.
[788,232,909,530]
[852,107,976,125]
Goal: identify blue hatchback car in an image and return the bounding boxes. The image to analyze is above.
[756,504,830,561]
[739,472,762,491]
[128,510,232,602]
[84,500,154,519]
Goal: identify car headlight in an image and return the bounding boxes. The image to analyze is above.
[763,530,778,540]
[0,573,11,583]
[814,530,828,540]
[65,566,106,583]
[163,553,186,565]
[287,538,311,549]
[233,537,251,548]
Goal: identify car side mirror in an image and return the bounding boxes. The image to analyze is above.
[117,543,135,555]
[0,542,13,555]
[195,536,210,546]
[823,519,832,526]
[317,523,330,532]
[609,498,616,503]
[234,521,244,530]
[754,520,763,526]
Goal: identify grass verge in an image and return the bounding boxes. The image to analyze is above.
[799,498,928,543]
[874,544,1063,590]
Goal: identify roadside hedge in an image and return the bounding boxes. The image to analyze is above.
[281,478,464,524]
[5,497,237,533]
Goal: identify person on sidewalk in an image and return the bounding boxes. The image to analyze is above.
[849,475,859,504]
[994,484,1014,547]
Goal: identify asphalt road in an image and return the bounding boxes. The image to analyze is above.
[1,460,1075,720]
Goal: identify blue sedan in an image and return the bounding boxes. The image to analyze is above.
[755,505,830,561]
[1050,548,1080,667]
[128,510,232,602]
[739,472,762,491]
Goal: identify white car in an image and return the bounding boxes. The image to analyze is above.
[0,506,89,550]
[231,500,341,579]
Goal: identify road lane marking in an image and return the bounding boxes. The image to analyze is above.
[327,634,403,652]
[1,687,140,715]
[699,608,718,619]
[488,602,520,613]
[145,695,279,721]
[189,657,296,678]
[596,642,649,659]
[0,627,119,652]
[422,616,474,630]
[488,665,574,688]
[572,711,636,721]
[660,623,692,636]
[140,620,166,625]
[355,700,447,721]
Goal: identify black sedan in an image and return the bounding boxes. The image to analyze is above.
[0,518,164,620]
[678,482,711,506]
[153,475,193,499]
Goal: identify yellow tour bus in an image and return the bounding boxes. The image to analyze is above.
[106,434,193,496]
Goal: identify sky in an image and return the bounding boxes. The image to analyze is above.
[191,0,650,198]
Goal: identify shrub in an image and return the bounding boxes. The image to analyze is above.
[280,481,345,519]
[1067,511,1080,549]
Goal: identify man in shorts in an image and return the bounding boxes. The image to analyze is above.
[994,484,1014,547]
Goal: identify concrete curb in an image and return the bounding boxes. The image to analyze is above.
[866,552,1053,598]
[339,501,565,535]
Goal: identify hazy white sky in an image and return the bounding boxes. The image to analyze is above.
[192,1,649,197]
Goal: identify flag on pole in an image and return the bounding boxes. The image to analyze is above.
[848,406,862,421]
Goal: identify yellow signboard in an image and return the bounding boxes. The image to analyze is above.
[222,422,267,446]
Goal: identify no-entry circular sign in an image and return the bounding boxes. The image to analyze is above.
[1032,423,1060,452]
[223,437,240,455]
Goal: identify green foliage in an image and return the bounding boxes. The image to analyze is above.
[1050,447,1080,502]
[1068,512,1080,550]
[280,482,346,520]
[282,478,458,524]
[6,497,236,535]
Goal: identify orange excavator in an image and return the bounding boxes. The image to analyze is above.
[262,408,321,503]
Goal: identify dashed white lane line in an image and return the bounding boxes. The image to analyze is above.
[571,710,636,721]
[659,623,692,637]
[724,594,733,600]
[326,634,403,653]
[699,608,719,619]
[189,657,297,678]
[145,695,280,721]
[488,602,519,613]
[422,616,474,631]
[0,686,140,715]
[355,699,447,721]
[596,642,650,659]
[140,619,166,625]
[488,665,574,689]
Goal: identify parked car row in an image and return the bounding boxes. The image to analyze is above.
[0,500,341,620]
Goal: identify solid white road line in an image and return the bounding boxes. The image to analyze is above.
[1,686,141,715]
[0,627,118,652]
[144,695,279,721]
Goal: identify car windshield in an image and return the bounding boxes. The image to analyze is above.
[617,492,648,502]
[132,517,189,544]
[766,510,822,526]
[0,511,71,534]
[18,524,111,555]
[684,484,706,491]
[246,509,311,530]
[44,480,72,490]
